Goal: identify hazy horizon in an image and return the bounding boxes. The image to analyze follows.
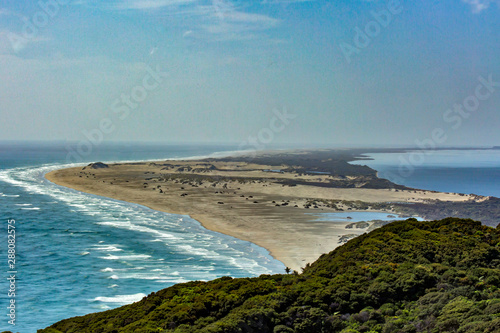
[1,0,499,147]
[1,139,497,154]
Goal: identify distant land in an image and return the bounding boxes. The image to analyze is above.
[46,148,500,272]
[20,147,498,332]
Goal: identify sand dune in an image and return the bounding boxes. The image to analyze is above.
[46,158,479,271]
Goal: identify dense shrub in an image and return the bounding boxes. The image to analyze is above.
[39,218,500,333]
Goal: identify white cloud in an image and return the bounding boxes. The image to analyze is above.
[76,0,281,42]
[222,10,278,24]
[200,1,280,41]
[114,0,197,10]
[73,0,197,10]
[260,0,314,4]
[462,0,500,13]
[148,1,281,41]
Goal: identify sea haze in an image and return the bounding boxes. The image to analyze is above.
[0,143,285,333]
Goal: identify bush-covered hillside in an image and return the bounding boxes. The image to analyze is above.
[39,218,500,333]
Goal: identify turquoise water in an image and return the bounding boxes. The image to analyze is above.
[0,143,285,332]
[351,149,500,198]
[3,146,498,331]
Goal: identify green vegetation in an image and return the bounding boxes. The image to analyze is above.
[40,218,500,333]
[216,150,379,177]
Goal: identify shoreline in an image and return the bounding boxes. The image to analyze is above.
[44,150,484,271]
[44,169,411,269]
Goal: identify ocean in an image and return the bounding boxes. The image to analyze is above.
[0,143,285,332]
[2,145,499,332]
[350,149,500,198]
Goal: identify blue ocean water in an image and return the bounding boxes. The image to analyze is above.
[351,149,500,198]
[0,143,285,332]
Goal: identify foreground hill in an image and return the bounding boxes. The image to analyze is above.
[39,218,500,333]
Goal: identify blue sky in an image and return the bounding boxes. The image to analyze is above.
[0,0,499,147]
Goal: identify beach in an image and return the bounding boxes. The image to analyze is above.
[45,150,483,271]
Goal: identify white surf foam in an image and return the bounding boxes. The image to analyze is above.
[99,254,152,260]
[96,221,180,240]
[120,273,161,280]
[93,246,123,252]
[0,162,283,282]
[154,278,189,284]
[94,293,146,304]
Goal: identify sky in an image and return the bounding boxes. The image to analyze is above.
[0,0,499,148]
